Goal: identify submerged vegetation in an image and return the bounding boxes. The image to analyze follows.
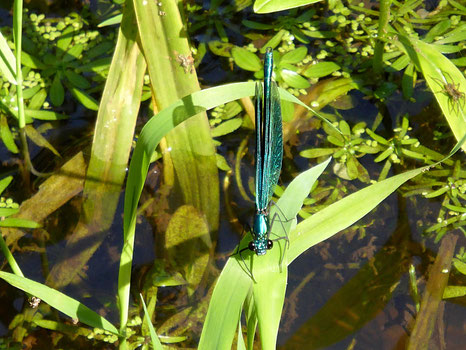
[0,0,465,349]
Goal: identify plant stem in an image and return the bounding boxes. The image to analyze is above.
[373,0,392,74]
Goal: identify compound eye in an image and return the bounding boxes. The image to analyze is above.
[266,240,273,250]
[248,241,256,252]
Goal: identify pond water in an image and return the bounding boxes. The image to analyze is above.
[0,1,465,349]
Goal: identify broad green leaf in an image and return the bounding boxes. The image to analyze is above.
[0,218,41,228]
[280,69,310,89]
[216,153,231,171]
[22,85,41,99]
[50,74,65,106]
[396,35,466,151]
[304,61,341,78]
[69,87,99,110]
[57,26,74,52]
[65,70,91,89]
[402,63,415,99]
[262,30,286,50]
[86,41,114,59]
[21,51,45,69]
[242,20,274,30]
[281,46,308,64]
[211,118,242,137]
[300,148,337,158]
[0,271,119,335]
[0,176,12,195]
[435,24,466,44]
[443,286,466,299]
[389,54,410,71]
[0,207,18,217]
[25,109,68,121]
[254,0,323,13]
[424,19,451,43]
[0,114,19,153]
[231,47,261,72]
[98,14,123,27]
[0,29,16,84]
[62,43,84,62]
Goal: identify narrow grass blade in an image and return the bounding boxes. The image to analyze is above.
[0,272,119,335]
[140,294,163,350]
[396,35,466,151]
[288,166,428,263]
[254,0,323,13]
[0,29,16,84]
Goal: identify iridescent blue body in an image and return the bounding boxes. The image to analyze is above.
[248,47,283,256]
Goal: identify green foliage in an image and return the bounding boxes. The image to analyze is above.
[0,9,113,153]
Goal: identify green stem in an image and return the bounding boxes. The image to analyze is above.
[13,0,24,129]
[373,0,392,74]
